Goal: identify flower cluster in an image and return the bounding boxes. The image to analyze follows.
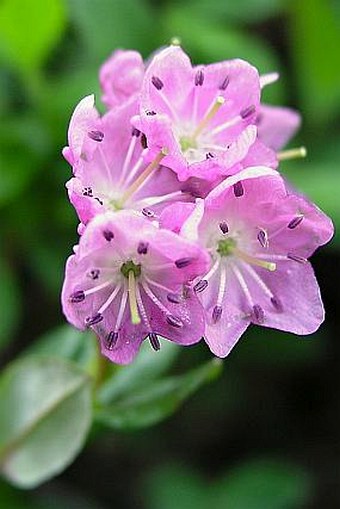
[62,44,333,364]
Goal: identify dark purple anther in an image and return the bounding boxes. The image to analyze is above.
[151,76,164,90]
[233,181,244,197]
[82,187,93,197]
[149,333,161,351]
[271,297,283,312]
[166,314,184,328]
[206,152,214,159]
[287,253,307,263]
[106,331,118,350]
[167,292,182,304]
[132,127,141,137]
[137,241,149,255]
[252,304,265,324]
[240,105,256,119]
[219,221,229,234]
[69,290,85,303]
[88,130,104,142]
[193,279,208,293]
[142,207,155,218]
[85,313,104,327]
[103,229,114,241]
[288,215,304,229]
[257,229,268,248]
[146,110,156,116]
[219,75,230,90]
[175,257,193,269]
[141,133,148,149]
[88,269,100,280]
[212,305,223,323]
[195,69,204,86]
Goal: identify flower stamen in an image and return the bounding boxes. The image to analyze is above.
[128,270,141,325]
[121,148,168,203]
[118,131,139,185]
[192,96,225,140]
[98,284,122,315]
[233,247,276,271]
[277,146,307,161]
[209,105,255,137]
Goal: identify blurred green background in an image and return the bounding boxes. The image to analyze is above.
[0,0,339,507]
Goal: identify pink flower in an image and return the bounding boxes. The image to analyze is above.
[63,95,191,227]
[99,49,144,109]
[133,45,264,182]
[161,167,333,358]
[62,211,210,364]
[97,48,300,174]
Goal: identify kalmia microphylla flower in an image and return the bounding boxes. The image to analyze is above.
[98,48,301,172]
[63,95,191,228]
[99,49,144,108]
[62,211,210,364]
[61,44,333,365]
[132,45,266,182]
[160,167,333,357]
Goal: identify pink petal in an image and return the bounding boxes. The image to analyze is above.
[204,302,249,357]
[140,45,193,119]
[257,104,301,150]
[65,95,100,165]
[243,262,325,335]
[100,49,144,108]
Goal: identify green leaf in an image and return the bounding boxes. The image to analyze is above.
[0,256,21,350]
[0,357,92,488]
[95,358,222,430]
[215,458,310,509]
[68,0,156,64]
[290,0,340,124]
[0,0,66,73]
[97,339,179,405]
[24,325,99,378]
[162,5,284,104]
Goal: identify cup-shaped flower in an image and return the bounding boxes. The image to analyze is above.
[62,211,210,364]
[63,95,191,227]
[133,45,267,181]
[97,48,300,178]
[160,167,334,357]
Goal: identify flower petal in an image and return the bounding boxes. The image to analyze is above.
[204,302,249,357]
[100,49,144,108]
[64,95,100,166]
[257,104,301,150]
[242,261,325,335]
